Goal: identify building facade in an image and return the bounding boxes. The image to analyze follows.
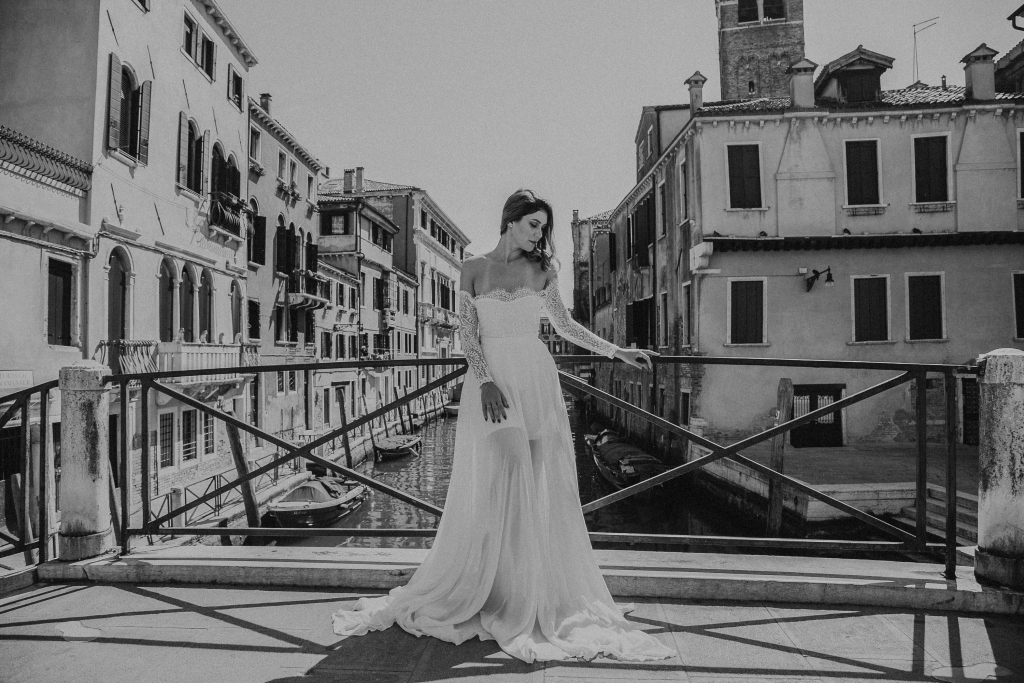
[246,93,326,452]
[716,0,805,101]
[592,3,1024,455]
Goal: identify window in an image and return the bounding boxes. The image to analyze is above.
[907,274,944,341]
[841,71,880,103]
[727,144,762,209]
[737,0,758,22]
[203,412,214,454]
[336,334,345,359]
[289,371,296,392]
[853,276,889,342]
[307,174,315,200]
[159,260,175,342]
[1015,273,1024,338]
[183,13,214,78]
[274,305,285,342]
[845,140,881,206]
[182,409,197,461]
[249,127,260,161]
[289,159,297,186]
[250,215,266,265]
[728,278,765,344]
[679,158,689,220]
[158,412,175,468]
[321,331,332,359]
[680,391,691,427]
[323,389,332,426]
[658,182,667,237]
[47,259,73,346]
[277,371,285,393]
[288,309,299,343]
[183,14,196,58]
[178,114,204,194]
[247,299,260,339]
[107,56,150,162]
[227,65,243,109]
[913,135,949,203]
[763,0,785,20]
[660,291,668,346]
[403,289,409,314]
[201,35,215,78]
[681,283,691,346]
[646,127,653,159]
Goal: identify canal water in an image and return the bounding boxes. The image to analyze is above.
[278,399,753,551]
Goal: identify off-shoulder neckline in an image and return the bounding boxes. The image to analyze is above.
[466,279,557,303]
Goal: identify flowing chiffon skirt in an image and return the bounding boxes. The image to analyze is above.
[331,334,673,663]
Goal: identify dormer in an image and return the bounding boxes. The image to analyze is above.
[814,45,895,104]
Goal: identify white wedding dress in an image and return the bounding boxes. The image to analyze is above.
[331,277,673,663]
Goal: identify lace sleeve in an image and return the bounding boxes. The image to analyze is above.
[541,278,619,358]
[458,290,494,385]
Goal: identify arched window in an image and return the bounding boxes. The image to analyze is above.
[199,270,214,342]
[180,267,196,342]
[186,121,203,194]
[737,0,758,22]
[159,260,176,342]
[119,67,142,158]
[230,280,243,342]
[247,198,266,265]
[108,249,130,341]
[274,216,288,274]
[210,142,226,198]
[288,223,298,272]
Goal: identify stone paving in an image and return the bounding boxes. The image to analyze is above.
[2,581,1023,683]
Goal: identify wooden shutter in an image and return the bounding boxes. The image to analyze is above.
[107,53,122,150]
[47,260,73,345]
[201,129,210,196]
[728,145,761,209]
[247,299,260,339]
[275,225,287,274]
[177,112,189,184]
[908,275,942,340]
[137,80,152,164]
[1014,273,1024,339]
[846,141,879,205]
[253,216,266,265]
[730,280,763,344]
[609,231,617,271]
[854,278,888,341]
[915,137,947,202]
[308,243,318,272]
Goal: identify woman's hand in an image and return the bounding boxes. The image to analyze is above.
[614,348,659,371]
[480,381,509,422]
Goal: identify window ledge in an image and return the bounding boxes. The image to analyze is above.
[109,148,142,169]
[911,201,955,213]
[274,341,298,347]
[180,46,214,82]
[905,338,949,344]
[175,183,204,204]
[725,207,770,212]
[1016,199,1024,210]
[724,342,770,347]
[248,261,263,271]
[844,204,888,216]
[847,340,898,346]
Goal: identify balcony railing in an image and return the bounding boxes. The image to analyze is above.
[95,339,259,379]
[209,192,244,237]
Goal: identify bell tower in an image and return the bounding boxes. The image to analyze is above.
[716,0,806,101]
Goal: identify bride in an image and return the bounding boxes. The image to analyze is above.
[332,189,671,663]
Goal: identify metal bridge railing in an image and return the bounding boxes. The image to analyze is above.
[96,354,974,578]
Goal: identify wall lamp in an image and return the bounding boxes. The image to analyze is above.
[806,267,834,292]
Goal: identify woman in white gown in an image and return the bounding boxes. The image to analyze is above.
[332,189,671,663]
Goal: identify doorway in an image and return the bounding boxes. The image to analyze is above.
[961,378,979,446]
[790,384,845,448]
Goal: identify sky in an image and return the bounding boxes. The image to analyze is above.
[216,0,1021,292]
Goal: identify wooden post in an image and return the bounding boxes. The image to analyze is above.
[338,403,354,469]
[108,467,122,546]
[766,378,793,537]
[379,395,391,437]
[394,388,409,433]
[360,394,378,460]
[914,372,929,547]
[119,381,130,555]
[38,387,50,563]
[944,370,958,579]
[226,423,260,529]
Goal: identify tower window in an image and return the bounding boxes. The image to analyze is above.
[763,0,786,20]
[748,80,756,97]
[737,0,758,22]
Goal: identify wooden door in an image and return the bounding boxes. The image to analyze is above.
[790,384,844,448]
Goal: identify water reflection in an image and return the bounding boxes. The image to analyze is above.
[279,400,750,550]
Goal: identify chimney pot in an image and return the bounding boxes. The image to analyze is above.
[573,210,579,223]
[941,75,947,91]
[259,92,272,114]
[962,43,998,101]
[686,71,708,113]
[787,58,818,109]
[343,169,354,194]
[355,167,364,193]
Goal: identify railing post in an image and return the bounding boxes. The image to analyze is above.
[975,349,1024,588]
[57,360,114,561]
[38,387,50,563]
[914,372,928,548]
[944,371,958,578]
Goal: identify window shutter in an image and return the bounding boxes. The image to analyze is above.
[609,232,617,271]
[177,112,189,184]
[308,243,318,272]
[1015,273,1024,338]
[846,141,879,205]
[137,80,152,164]
[908,275,942,340]
[253,216,266,265]
[854,278,888,341]
[742,145,761,208]
[728,146,756,208]
[730,280,763,344]
[915,137,948,203]
[275,225,287,274]
[201,130,211,196]
[107,53,122,150]
[247,300,260,339]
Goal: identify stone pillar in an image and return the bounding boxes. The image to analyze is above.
[58,360,114,560]
[976,348,1024,589]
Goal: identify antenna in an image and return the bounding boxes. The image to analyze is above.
[913,16,939,84]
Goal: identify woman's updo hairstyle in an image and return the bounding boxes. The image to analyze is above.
[499,189,559,272]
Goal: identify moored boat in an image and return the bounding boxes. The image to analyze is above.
[443,382,463,417]
[374,434,422,461]
[267,477,368,527]
[584,429,668,491]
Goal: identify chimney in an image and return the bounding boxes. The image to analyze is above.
[259,92,272,113]
[962,44,998,101]
[343,169,354,194]
[941,75,947,91]
[686,71,708,113]
[787,58,818,109]
[572,209,579,224]
[355,166,364,193]
[325,166,331,178]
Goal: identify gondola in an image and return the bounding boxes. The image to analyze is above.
[267,476,368,527]
[374,434,423,461]
[584,429,668,491]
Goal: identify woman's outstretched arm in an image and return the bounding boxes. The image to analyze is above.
[541,276,619,358]
[457,289,494,385]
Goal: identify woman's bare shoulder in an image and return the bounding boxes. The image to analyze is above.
[460,255,489,293]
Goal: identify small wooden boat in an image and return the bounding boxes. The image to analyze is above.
[374,434,422,461]
[267,477,368,527]
[443,382,463,417]
[585,429,668,491]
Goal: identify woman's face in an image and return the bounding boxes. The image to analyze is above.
[507,210,548,254]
